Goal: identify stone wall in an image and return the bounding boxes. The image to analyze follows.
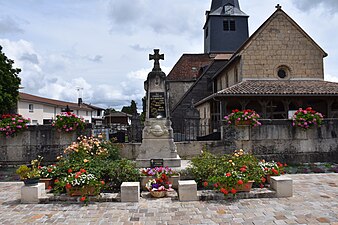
[223,119,338,163]
[0,125,91,165]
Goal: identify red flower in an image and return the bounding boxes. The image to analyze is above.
[261,177,266,183]
[80,196,86,202]
[47,168,53,173]
[65,183,72,189]
[161,174,167,180]
[80,169,86,173]
[54,179,59,183]
[231,188,237,194]
[240,167,247,173]
[38,166,42,169]
[203,181,208,187]
[101,180,105,185]
[260,183,264,189]
[226,173,231,177]
[213,183,219,188]
[47,186,52,190]
[237,180,244,185]
[68,168,72,173]
[220,188,228,195]
[284,163,288,167]
[271,168,279,175]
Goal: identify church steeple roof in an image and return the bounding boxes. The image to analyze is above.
[211,0,240,12]
[209,0,247,16]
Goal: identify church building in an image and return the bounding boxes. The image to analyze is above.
[168,1,338,139]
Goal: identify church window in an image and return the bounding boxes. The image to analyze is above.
[276,65,291,79]
[223,20,236,31]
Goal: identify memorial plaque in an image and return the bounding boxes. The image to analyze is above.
[150,159,164,168]
[149,92,166,118]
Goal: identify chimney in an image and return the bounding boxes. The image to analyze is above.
[78,98,82,106]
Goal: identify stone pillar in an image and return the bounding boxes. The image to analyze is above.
[136,49,181,168]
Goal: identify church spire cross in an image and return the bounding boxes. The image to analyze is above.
[275,4,282,10]
[149,49,164,71]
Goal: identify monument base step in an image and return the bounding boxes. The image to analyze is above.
[136,156,181,168]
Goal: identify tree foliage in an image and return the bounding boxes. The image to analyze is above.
[0,46,21,114]
[121,100,137,115]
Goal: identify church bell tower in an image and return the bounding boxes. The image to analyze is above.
[204,0,249,54]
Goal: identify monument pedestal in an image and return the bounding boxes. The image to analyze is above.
[136,49,181,168]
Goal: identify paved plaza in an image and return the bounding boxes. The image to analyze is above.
[0,174,337,225]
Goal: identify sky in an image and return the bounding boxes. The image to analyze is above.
[0,0,338,110]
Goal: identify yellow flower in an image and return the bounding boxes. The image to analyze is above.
[228,160,232,163]
[83,159,89,163]
[234,153,239,157]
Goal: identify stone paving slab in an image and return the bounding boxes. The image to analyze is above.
[0,174,338,224]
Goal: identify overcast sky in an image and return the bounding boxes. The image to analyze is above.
[1,0,337,110]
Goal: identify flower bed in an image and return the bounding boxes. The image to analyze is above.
[0,114,29,137]
[52,112,85,132]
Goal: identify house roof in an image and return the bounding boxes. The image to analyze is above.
[195,80,338,106]
[167,54,213,81]
[19,92,93,111]
[106,112,132,118]
[213,7,328,79]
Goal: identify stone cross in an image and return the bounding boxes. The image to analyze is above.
[149,49,164,71]
[275,4,282,10]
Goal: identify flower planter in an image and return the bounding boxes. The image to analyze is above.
[39,178,53,189]
[235,120,251,126]
[234,181,254,192]
[66,186,97,196]
[150,190,167,198]
[23,178,40,186]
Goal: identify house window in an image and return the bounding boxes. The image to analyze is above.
[223,20,236,31]
[29,104,34,112]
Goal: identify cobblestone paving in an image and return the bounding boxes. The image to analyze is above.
[0,174,337,225]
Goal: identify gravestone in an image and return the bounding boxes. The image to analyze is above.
[136,49,181,168]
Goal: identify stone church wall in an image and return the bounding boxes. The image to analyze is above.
[241,12,324,79]
[168,81,194,111]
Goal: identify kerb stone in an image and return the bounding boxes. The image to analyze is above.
[270,176,293,197]
[21,183,46,204]
[178,180,198,201]
[121,182,140,202]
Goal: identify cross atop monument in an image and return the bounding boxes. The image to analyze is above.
[149,49,164,71]
[275,4,282,10]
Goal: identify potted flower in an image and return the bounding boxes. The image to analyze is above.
[0,114,30,137]
[224,109,261,127]
[259,160,286,183]
[54,169,104,197]
[140,167,179,190]
[16,156,43,186]
[52,112,85,132]
[292,107,323,130]
[206,150,266,196]
[145,173,172,198]
[39,164,57,189]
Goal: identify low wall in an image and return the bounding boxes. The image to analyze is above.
[223,119,338,163]
[0,125,91,165]
[120,141,223,160]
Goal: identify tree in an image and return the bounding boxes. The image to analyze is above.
[121,100,138,115]
[0,46,21,114]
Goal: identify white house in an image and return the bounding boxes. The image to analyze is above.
[18,92,104,125]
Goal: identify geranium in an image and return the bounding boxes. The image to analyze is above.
[259,160,286,176]
[224,109,261,127]
[52,112,85,133]
[40,164,57,178]
[207,149,266,196]
[292,107,323,130]
[145,176,172,192]
[0,114,30,137]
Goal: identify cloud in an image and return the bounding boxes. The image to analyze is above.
[84,55,103,63]
[292,0,338,14]
[0,16,24,35]
[20,53,39,64]
[129,44,150,52]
